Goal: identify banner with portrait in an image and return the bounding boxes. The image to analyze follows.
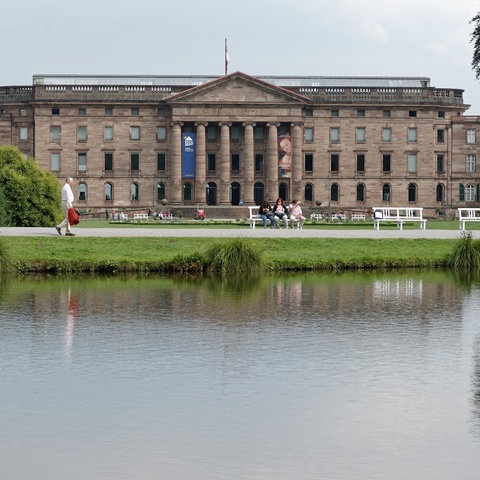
[278,133,292,178]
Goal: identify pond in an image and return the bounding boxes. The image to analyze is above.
[1,271,480,480]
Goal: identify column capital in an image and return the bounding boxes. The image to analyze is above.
[290,122,304,128]
[194,121,208,127]
[218,122,232,127]
[170,121,184,127]
[242,121,256,128]
[266,122,280,128]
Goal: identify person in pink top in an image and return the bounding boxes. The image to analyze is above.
[288,200,306,229]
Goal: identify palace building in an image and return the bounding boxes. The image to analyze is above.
[1,71,479,217]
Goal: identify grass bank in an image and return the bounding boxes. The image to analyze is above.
[4,236,456,274]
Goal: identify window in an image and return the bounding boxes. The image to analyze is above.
[77,153,87,172]
[104,126,113,141]
[437,129,445,143]
[104,183,113,201]
[131,107,139,116]
[104,153,113,171]
[207,125,217,141]
[156,127,166,141]
[231,153,240,172]
[105,107,113,116]
[383,110,391,117]
[156,183,165,201]
[78,183,87,201]
[77,126,87,142]
[183,182,192,202]
[52,108,60,115]
[382,128,391,142]
[436,184,445,202]
[408,183,417,202]
[356,127,366,143]
[330,153,339,172]
[51,126,61,142]
[254,126,264,140]
[382,154,391,173]
[255,154,264,172]
[466,154,476,172]
[130,183,139,201]
[157,106,167,116]
[157,153,166,171]
[409,110,417,117]
[330,183,339,202]
[467,129,476,144]
[356,154,365,172]
[331,109,339,117]
[78,108,86,116]
[357,109,365,117]
[305,108,313,117]
[382,184,391,202]
[408,154,417,173]
[130,126,140,141]
[408,128,417,142]
[466,184,476,202]
[130,153,139,171]
[19,127,28,141]
[437,154,445,174]
[20,109,27,116]
[305,183,313,201]
[304,127,314,142]
[51,152,60,171]
[438,111,445,118]
[330,127,340,143]
[231,125,240,141]
[356,183,365,202]
[208,153,216,171]
[304,153,313,172]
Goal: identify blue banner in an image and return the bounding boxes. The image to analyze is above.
[182,133,195,178]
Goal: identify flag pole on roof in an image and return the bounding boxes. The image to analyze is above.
[225,38,229,76]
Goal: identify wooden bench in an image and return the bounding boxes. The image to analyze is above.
[372,207,427,230]
[133,213,149,222]
[457,208,480,230]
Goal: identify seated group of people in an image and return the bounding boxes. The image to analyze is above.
[259,198,306,229]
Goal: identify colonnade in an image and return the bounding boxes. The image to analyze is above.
[169,121,304,205]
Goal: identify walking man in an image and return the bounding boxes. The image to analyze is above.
[56,177,75,236]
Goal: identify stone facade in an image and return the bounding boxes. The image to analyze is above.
[1,72,479,218]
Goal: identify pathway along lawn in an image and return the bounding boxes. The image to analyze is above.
[5,236,456,273]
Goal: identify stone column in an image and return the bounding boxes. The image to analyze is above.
[219,122,232,205]
[170,122,183,204]
[292,122,304,201]
[243,122,255,204]
[194,122,207,203]
[267,123,279,203]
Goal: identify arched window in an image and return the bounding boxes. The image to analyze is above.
[330,183,339,202]
[104,182,113,201]
[305,183,313,202]
[279,182,288,202]
[230,182,241,205]
[408,183,417,203]
[356,183,365,202]
[382,184,391,202]
[130,182,139,202]
[436,183,445,202]
[206,182,217,205]
[78,182,87,201]
[156,183,165,202]
[254,182,264,205]
[183,182,192,202]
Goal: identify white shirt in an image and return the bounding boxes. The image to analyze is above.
[61,182,74,207]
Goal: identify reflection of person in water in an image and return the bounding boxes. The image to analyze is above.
[278,135,292,178]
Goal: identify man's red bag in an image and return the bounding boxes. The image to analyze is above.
[68,207,80,225]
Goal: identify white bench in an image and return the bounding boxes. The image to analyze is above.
[248,206,263,229]
[351,214,366,221]
[133,213,149,222]
[310,213,324,221]
[457,208,480,230]
[372,207,427,230]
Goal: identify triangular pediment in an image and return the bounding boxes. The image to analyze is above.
[166,72,308,105]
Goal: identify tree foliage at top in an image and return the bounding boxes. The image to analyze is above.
[471,13,480,79]
[0,146,62,227]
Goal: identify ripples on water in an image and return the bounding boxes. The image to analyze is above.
[1,272,480,480]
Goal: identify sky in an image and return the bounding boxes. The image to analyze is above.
[3,0,480,113]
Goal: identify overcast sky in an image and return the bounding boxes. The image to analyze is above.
[3,0,480,113]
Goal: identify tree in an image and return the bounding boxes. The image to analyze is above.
[471,13,480,79]
[0,146,62,227]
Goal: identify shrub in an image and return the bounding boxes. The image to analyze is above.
[448,231,480,271]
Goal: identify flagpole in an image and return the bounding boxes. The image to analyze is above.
[224,38,229,76]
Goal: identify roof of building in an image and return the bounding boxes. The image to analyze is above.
[32,73,431,88]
